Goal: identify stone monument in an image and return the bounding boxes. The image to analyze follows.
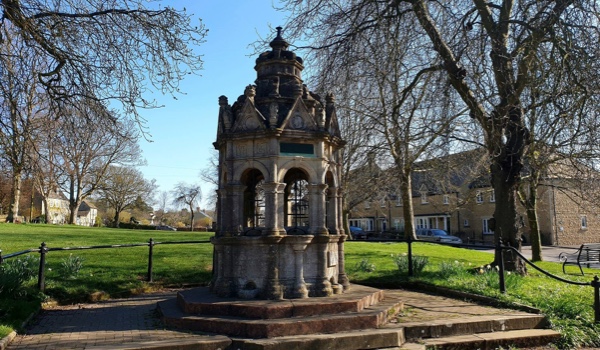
[158,30,404,347]
[211,27,349,300]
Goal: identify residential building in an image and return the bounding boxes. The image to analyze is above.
[348,149,600,246]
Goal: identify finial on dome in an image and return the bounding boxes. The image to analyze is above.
[270,26,289,51]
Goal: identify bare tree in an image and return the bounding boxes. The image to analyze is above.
[0,24,48,222]
[283,0,600,272]
[96,165,153,227]
[172,182,201,231]
[56,104,143,224]
[0,0,207,125]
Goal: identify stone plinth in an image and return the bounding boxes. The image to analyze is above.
[211,234,345,300]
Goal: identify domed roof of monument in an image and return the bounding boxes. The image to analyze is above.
[256,27,303,65]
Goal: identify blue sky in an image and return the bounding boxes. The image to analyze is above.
[137,1,289,207]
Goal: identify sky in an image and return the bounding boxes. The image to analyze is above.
[137,1,290,208]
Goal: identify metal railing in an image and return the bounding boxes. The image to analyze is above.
[395,236,600,323]
[0,238,211,292]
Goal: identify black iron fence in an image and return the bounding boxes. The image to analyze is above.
[0,238,211,292]
[396,236,600,323]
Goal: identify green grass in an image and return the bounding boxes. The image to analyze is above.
[1,224,599,348]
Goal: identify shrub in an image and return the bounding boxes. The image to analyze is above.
[60,254,84,279]
[393,254,428,275]
[355,258,376,272]
[0,255,38,298]
[438,260,469,279]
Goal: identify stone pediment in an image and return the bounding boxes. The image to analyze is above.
[231,97,267,133]
[281,98,318,131]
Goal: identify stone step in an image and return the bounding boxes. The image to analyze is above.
[176,285,385,319]
[395,314,549,339]
[400,329,561,350]
[158,294,404,338]
[231,328,406,350]
[83,336,232,350]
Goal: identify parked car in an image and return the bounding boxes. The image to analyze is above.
[156,225,177,231]
[416,228,462,244]
[349,226,368,239]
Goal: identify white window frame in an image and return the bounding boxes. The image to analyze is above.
[421,192,428,204]
[463,219,470,227]
[443,195,449,205]
[489,190,496,203]
[396,196,402,206]
[476,190,484,204]
[365,201,371,209]
[482,218,494,234]
[380,199,386,208]
[581,215,588,230]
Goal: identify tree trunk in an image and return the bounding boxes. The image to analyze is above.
[189,204,195,232]
[7,171,22,223]
[114,210,121,228]
[525,181,543,262]
[490,149,527,273]
[401,170,416,240]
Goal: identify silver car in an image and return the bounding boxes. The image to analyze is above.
[416,229,462,244]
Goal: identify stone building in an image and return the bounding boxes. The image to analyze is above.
[211,28,348,299]
[349,149,600,246]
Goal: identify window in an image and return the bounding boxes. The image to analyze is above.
[476,190,484,203]
[421,192,428,204]
[415,217,428,229]
[396,196,402,206]
[380,199,386,208]
[443,195,449,205]
[482,218,494,234]
[365,201,371,209]
[581,216,588,230]
[463,219,470,227]
[489,190,495,203]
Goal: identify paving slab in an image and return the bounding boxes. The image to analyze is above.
[6,288,555,350]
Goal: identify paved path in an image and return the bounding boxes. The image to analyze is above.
[7,287,545,350]
[475,245,578,263]
[6,290,215,350]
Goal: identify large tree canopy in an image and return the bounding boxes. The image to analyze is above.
[0,0,207,123]
[283,0,600,272]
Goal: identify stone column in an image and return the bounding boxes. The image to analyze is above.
[307,184,329,235]
[288,236,312,298]
[228,184,246,234]
[337,187,345,233]
[263,236,284,300]
[337,234,350,290]
[262,182,286,236]
[327,186,341,235]
[313,235,333,297]
[211,239,233,297]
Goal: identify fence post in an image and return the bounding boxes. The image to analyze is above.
[408,235,414,277]
[497,239,506,294]
[38,242,47,292]
[147,238,154,282]
[593,275,600,323]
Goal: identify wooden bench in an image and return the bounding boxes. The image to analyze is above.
[559,243,600,275]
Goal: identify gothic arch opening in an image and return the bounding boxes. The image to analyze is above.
[241,169,265,228]
[283,168,309,232]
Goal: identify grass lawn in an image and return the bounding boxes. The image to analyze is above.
[1,224,599,348]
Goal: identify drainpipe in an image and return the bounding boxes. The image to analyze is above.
[551,181,559,246]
